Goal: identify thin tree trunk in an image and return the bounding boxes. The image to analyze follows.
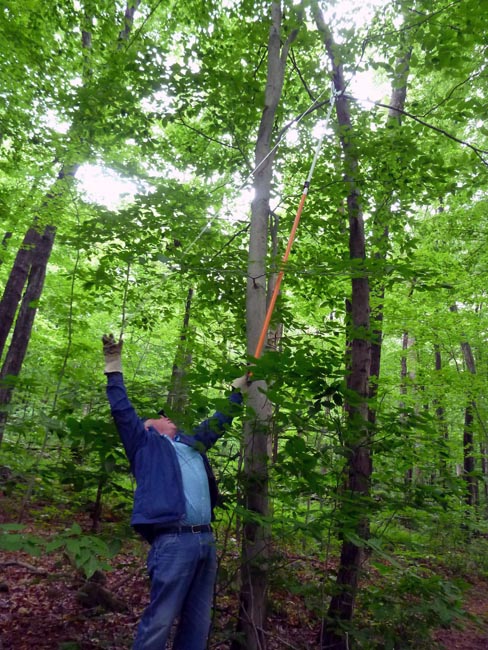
[313,6,371,648]
[460,340,477,506]
[400,331,416,484]
[368,49,411,424]
[463,403,477,506]
[233,5,298,649]
[118,1,140,42]
[267,210,282,463]
[167,287,194,416]
[480,442,488,505]
[450,304,478,507]
[434,344,450,478]
[0,232,12,267]
[91,477,106,533]
[368,281,385,425]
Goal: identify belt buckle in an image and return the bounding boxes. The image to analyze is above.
[190,525,200,533]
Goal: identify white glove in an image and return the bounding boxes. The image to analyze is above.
[232,374,251,392]
[102,334,123,373]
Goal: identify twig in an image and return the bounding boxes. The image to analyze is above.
[262,627,307,650]
[208,224,250,262]
[0,560,48,575]
[175,117,242,151]
[289,48,317,102]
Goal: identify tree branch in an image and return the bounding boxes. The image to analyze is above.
[209,224,251,262]
[422,64,488,117]
[362,0,464,44]
[175,117,243,152]
[289,47,317,102]
[348,95,488,166]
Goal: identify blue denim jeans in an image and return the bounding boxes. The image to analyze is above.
[133,531,217,650]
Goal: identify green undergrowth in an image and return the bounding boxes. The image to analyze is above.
[2,470,488,648]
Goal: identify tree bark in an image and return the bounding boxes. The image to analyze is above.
[313,6,371,648]
[481,442,488,504]
[0,226,42,361]
[450,304,478,507]
[434,344,450,478]
[0,226,56,442]
[400,331,417,484]
[463,403,477,507]
[233,4,298,649]
[460,338,477,506]
[0,231,12,266]
[167,287,194,415]
[118,1,141,43]
[368,49,411,425]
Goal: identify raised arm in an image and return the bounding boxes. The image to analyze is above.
[103,334,148,465]
[187,374,251,450]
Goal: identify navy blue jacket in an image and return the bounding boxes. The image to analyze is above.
[106,372,242,542]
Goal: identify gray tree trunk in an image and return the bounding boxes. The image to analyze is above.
[233,4,298,649]
[167,287,194,416]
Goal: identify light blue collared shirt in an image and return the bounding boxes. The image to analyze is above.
[173,440,211,525]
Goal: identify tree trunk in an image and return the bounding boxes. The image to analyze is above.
[0,226,56,442]
[368,49,411,425]
[400,331,417,484]
[0,226,42,361]
[434,344,450,478]
[463,403,477,507]
[450,304,478,507]
[91,476,106,533]
[167,287,194,416]
[233,5,298,649]
[480,442,488,505]
[118,1,141,43]
[0,231,12,267]
[460,340,478,506]
[313,6,371,648]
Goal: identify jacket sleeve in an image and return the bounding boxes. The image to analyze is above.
[190,390,243,450]
[105,372,148,466]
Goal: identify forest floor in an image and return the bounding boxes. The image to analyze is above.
[1,495,488,650]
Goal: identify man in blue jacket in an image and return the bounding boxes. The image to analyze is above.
[102,334,246,650]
